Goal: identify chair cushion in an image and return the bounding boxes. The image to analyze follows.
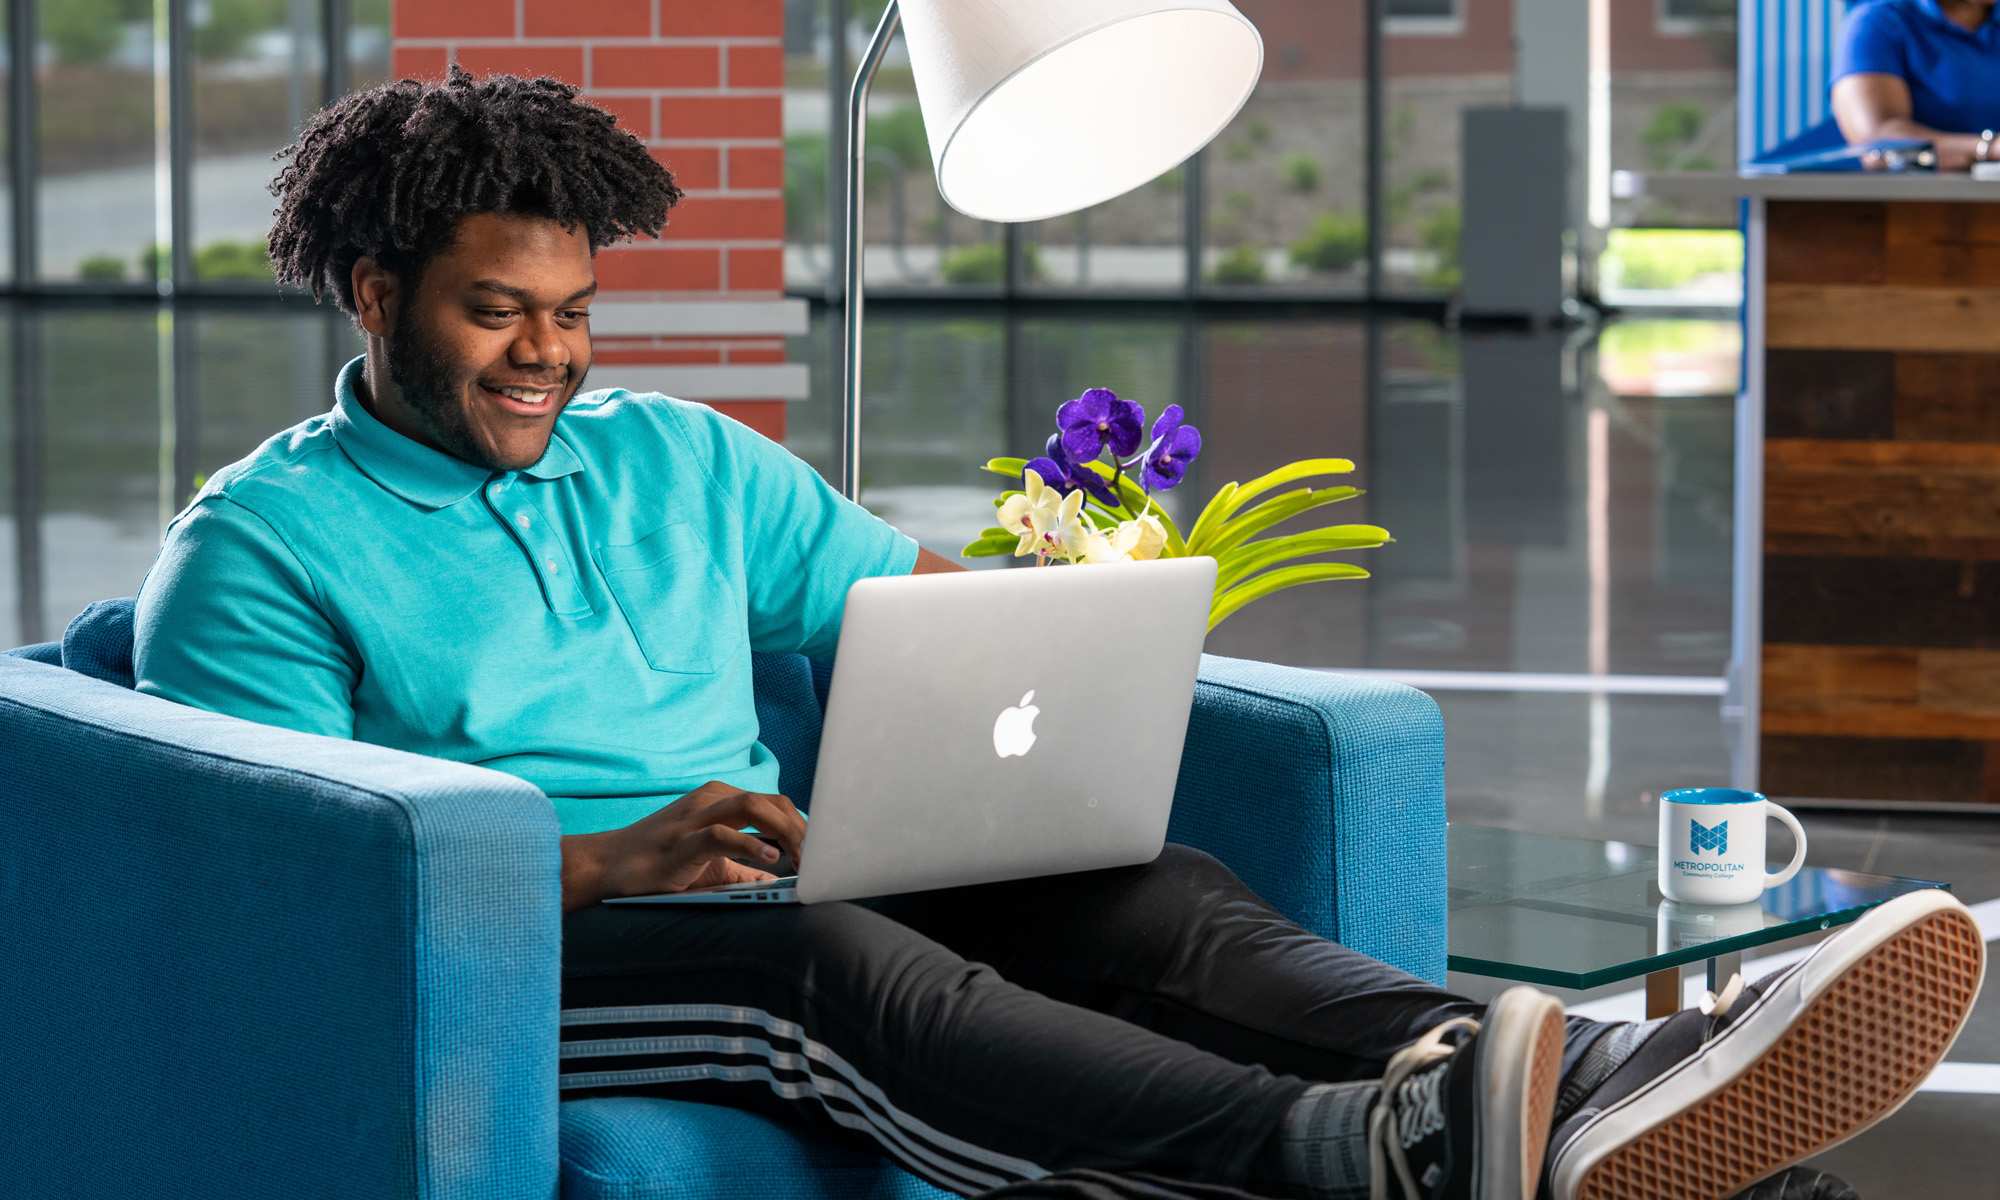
[560,1097,955,1200]
[61,597,137,688]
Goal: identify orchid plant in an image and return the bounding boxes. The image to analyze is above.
[962,387,1392,631]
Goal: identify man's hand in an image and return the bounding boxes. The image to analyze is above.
[560,781,807,913]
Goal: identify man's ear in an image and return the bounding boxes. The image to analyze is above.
[351,257,399,338]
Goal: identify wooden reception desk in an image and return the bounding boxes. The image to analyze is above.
[1618,171,2000,809]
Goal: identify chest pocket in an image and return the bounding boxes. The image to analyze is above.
[594,522,742,674]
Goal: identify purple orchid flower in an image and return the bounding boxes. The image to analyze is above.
[1142,404,1202,492]
[1057,387,1146,463]
[1024,434,1119,507]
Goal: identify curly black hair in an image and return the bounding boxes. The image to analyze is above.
[268,64,682,311]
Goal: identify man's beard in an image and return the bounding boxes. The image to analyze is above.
[383,302,584,471]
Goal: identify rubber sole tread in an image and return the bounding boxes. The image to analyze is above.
[1521,1005,1565,1197]
[1572,905,1984,1200]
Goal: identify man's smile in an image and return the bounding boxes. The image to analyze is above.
[480,379,564,415]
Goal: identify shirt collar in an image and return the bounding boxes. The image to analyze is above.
[329,355,584,508]
[1919,0,1989,37]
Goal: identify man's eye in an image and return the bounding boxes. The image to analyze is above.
[558,310,589,322]
[478,308,518,320]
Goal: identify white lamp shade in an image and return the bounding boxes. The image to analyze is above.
[898,0,1264,224]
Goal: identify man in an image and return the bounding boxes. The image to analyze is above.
[134,68,1982,1200]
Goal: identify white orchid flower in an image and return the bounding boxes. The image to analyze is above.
[1081,513,1168,563]
[1028,487,1092,562]
[996,469,1065,557]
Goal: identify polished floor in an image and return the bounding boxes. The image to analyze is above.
[2,300,1992,1192]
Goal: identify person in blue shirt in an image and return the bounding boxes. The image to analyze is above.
[130,65,1977,1200]
[1835,0,2000,168]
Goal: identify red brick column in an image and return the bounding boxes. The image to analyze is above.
[392,0,796,439]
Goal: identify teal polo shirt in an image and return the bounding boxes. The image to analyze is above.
[134,357,917,834]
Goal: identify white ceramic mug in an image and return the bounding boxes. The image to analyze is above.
[1657,787,1807,905]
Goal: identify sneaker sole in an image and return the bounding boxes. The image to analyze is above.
[1550,889,1986,1200]
[1479,987,1567,1200]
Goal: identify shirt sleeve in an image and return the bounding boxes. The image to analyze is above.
[664,401,919,662]
[1835,1,1911,82]
[134,495,361,739]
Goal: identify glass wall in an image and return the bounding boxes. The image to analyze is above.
[1380,0,1510,295]
[1023,173,1185,293]
[350,0,390,93]
[192,0,323,284]
[38,0,158,282]
[1201,0,1368,295]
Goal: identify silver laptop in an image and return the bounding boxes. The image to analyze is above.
[605,555,1216,907]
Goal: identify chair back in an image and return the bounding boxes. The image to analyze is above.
[49,596,836,809]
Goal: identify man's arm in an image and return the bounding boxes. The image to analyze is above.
[912,547,966,575]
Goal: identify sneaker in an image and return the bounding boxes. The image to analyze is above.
[1546,888,1986,1200]
[1369,985,1566,1199]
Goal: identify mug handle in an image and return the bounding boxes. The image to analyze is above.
[1762,801,1808,890]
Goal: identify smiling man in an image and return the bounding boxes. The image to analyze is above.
[131,68,1984,1200]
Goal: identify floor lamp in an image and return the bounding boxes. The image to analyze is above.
[838,0,1266,501]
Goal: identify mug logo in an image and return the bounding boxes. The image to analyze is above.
[1690,818,1729,856]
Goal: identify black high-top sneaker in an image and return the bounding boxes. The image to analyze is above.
[1545,889,1986,1200]
[1368,986,1566,1200]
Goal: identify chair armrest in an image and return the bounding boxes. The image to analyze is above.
[0,656,562,1200]
[1167,654,1446,983]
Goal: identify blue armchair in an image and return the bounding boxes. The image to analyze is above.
[0,602,1445,1200]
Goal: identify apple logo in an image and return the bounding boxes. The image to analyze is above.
[992,690,1040,758]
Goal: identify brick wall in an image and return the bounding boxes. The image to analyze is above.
[391,0,797,439]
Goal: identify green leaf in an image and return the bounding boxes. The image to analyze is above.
[1184,482,1240,556]
[982,456,1029,479]
[1204,487,1363,558]
[1214,459,1355,525]
[977,526,1013,540]
[961,536,1021,557]
[1208,563,1370,630]
[1214,525,1392,591]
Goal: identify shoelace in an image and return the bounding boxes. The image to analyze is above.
[1699,972,1747,1039]
[1366,1015,1481,1200]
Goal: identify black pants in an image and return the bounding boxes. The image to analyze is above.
[561,845,1588,1195]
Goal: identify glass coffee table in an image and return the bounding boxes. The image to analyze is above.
[1448,825,1947,1018]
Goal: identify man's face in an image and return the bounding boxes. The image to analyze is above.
[378,212,597,472]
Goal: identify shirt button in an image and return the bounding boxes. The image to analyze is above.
[545,558,560,574]
[516,513,532,530]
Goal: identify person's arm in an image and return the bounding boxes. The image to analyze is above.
[557,780,807,912]
[1832,73,1987,170]
[912,546,966,575]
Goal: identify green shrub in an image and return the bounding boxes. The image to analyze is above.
[1420,205,1461,290]
[195,239,274,281]
[76,253,126,281]
[1207,244,1268,285]
[1282,154,1322,193]
[939,242,1038,285]
[1600,228,1742,291]
[1289,211,1366,273]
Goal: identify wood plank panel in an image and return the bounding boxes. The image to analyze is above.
[1761,733,1991,804]
[1894,352,2000,441]
[1766,349,1893,440]
[1765,438,2000,544]
[1763,644,2000,739]
[1765,533,2000,561]
[1767,284,2000,352]
[1884,202,2000,286]
[1768,202,1886,285]
[1763,555,2000,648]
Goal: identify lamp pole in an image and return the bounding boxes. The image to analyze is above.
[842,1,902,502]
